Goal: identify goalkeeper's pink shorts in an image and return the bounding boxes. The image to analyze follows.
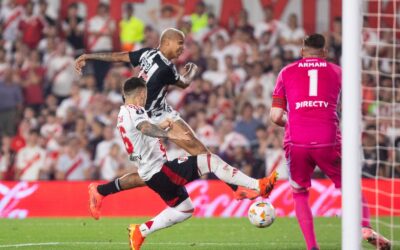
[284,144,342,190]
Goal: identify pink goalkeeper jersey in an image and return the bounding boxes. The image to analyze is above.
[272,57,342,147]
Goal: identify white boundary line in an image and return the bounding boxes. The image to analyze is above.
[0,241,342,248]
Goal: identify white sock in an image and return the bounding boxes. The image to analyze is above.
[139,198,193,237]
[197,154,259,191]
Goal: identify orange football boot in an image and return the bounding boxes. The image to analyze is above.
[258,171,279,198]
[88,183,104,220]
[128,224,145,250]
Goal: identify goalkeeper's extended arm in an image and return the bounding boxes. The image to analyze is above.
[174,62,198,89]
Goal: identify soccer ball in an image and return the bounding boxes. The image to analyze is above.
[248,201,276,228]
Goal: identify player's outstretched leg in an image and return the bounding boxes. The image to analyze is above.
[88,173,146,219]
[129,198,194,250]
[170,119,258,199]
[360,195,391,249]
[196,153,278,198]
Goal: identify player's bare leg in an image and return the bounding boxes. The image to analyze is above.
[118,173,146,189]
[170,119,260,199]
[88,173,145,219]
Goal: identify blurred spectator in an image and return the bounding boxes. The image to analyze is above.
[37,0,56,27]
[99,143,126,180]
[254,5,281,47]
[211,34,230,72]
[234,102,263,145]
[18,1,45,49]
[142,25,159,48]
[86,3,115,53]
[279,13,305,58]
[190,1,208,34]
[14,129,46,181]
[235,9,254,36]
[45,42,77,101]
[186,42,207,75]
[195,13,229,43]
[326,17,342,64]
[62,3,85,56]
[86,3,115,89]
[119,3,144,52]
[243,61,273,107]
[56,84,92,119]
[87,119,105,160]
[0,135,16,180]
[55,136,91,180]
[94,125,117,167]
[202,57,226,86]
[0,66,23,137]
[21,50,45,112]
[0,0,24,44]
[149,4,183,34]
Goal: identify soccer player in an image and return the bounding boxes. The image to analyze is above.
[108,77,276,250]
[270,33,391,250]
[76,28,261,217]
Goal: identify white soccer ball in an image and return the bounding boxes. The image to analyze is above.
[248,201,276,228]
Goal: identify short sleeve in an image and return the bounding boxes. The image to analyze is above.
[128,48,151,67]
[272,70,287,110]
[164,65,180,85]
[127,106,150,128]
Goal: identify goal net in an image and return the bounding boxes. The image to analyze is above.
[360,0,400,247]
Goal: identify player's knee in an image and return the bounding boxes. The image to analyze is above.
[197,153,222,175]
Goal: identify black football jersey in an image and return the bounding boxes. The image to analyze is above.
[129,48,180,113]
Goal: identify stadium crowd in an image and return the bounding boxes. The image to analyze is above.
[0,0,398,181]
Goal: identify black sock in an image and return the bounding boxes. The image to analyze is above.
[227,183,238,191]
[97,178,122,196]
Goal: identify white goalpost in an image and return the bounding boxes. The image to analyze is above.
[342,0,362,249]
[343,0,400,249]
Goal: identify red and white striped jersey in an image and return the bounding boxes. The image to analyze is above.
[16,146,46,181]
[55,151,91,180]
[117,104,167,181]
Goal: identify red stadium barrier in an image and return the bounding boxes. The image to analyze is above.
[0,179,399,218]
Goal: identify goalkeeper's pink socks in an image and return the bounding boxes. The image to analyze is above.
[293,191,319,250]
[361,195,371,228]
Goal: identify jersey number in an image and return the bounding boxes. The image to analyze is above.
[308,69,318,96]
[118,126,134,154]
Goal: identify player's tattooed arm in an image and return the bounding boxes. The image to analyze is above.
[82,52,130,62]
[75,52,129,74]
[137,121,191,141]
[137,121,169,139]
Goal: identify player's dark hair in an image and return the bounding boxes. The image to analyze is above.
[123,77,146,96]
[303,34,325,49]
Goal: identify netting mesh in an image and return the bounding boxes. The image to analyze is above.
[360,0,400,246]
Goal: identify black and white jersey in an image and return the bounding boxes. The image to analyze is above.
[129,48,180,114]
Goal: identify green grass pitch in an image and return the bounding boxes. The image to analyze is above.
[0,217,398,249]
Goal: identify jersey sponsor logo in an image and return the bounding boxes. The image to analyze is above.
[140,58,153,72]
[295,100,329,109]
[129,154,142,161]
[298,62,327,67]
